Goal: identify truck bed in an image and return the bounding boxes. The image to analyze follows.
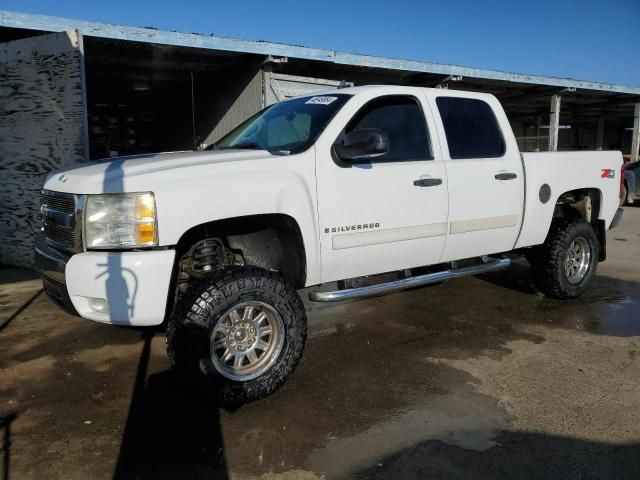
[515,150,623,249]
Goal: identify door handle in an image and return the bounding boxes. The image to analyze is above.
[413,178,442,187]
[495,172,517,180]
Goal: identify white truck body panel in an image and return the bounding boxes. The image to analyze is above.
[515,150,623,248]
[39,85,624,326]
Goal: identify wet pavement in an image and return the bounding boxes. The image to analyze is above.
[1,208,640,479]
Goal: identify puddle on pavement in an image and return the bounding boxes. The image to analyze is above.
[479,261,640,337]
[539,280,640,337]
[566,279,640,336]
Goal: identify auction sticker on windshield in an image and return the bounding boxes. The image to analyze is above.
[305,96,339,105]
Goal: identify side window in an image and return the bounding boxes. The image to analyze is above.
[338,96,432,162]
[436,97,505,159]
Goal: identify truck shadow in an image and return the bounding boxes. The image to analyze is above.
[0,412,16,480]
[477,260,539,295]
[100,159,137,326]
[113,333,228,480]
[0,289,42,334]
[352,430,640,480]
[478,259,633,303]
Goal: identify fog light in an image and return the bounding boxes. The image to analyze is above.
[88,297,110,314]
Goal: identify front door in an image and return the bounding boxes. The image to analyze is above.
[314,89,449,283]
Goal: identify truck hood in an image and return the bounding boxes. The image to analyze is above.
[43,150,275,194]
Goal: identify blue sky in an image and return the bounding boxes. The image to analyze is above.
[2,0,638,86]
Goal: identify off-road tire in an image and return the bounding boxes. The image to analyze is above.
[528,218,599,299]
[167,266,307,406]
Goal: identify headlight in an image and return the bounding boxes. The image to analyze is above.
[84,192,158,249]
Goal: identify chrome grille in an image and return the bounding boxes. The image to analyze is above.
[41,191,81,251]
[44,222,75,246]
[42,193,75,213]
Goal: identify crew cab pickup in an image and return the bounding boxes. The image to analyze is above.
[36,86,624,404]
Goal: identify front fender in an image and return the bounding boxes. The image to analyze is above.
[123,150,321,286]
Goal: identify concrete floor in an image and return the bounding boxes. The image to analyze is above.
[1,208,640,480]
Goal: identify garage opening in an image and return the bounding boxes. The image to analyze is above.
[83,37,265,159]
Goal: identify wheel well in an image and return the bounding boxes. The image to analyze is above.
[552,188,606,262]
[175,214,307,289]
[553,188,601,223]
[164,214,307,320]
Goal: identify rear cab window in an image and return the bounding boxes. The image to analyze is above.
[436,97,505,159]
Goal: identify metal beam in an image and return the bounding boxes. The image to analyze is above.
[434,75,462,89]
[632,103,640,162]
[549,95,562,151]
[2,9,640,95]
[573,95,640,110]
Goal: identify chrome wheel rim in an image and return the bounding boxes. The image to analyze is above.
[564,237,591,284]
[210,301,285,381]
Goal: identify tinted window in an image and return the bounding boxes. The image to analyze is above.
[338,96,432,162]
[436,97,505,159]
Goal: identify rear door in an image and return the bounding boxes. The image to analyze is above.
[314,88,448,283]
[428,92,524,261]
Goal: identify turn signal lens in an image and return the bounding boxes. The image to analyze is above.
[137,223,156,244]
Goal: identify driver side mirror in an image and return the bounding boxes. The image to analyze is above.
[334,128,389,161]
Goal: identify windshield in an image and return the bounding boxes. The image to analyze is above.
[210,94,351,154]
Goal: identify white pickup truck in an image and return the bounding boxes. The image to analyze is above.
[36,86,624,404]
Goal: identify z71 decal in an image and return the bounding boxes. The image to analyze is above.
[601,169,616,179]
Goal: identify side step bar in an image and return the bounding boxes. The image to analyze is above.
[309,257,511,302]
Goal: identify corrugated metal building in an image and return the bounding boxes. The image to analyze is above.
[1,10,639,267]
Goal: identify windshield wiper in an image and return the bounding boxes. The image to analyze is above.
[218,142,290,155]
[221,142,263,150]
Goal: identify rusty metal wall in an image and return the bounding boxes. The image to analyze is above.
[0,30,89,267]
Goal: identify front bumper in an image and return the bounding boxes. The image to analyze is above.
[35,233,176,326]
[35,233,78,315]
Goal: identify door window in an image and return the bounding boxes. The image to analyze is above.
[436,97,505,159]
[337,96,432,162]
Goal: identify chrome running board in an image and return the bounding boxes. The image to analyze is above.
[309,257,511,302]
